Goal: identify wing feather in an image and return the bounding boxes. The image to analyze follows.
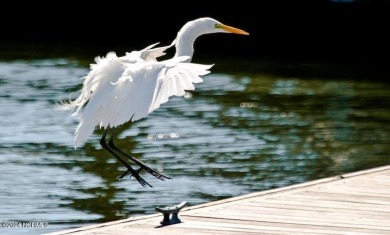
[73,55,213,148]
[148,60,213,112]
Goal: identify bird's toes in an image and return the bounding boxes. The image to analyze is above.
[150,169,172,180]
[128,167,143,179]
[119,169,152,187]
[117,169,131,180]
[141,166,170,180]
[135,175,153,188]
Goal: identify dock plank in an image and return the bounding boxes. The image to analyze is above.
[180,217,389,235]
[244,200,390,215]
[47,165,390,235]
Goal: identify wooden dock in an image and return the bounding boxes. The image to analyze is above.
[48,165,390,235]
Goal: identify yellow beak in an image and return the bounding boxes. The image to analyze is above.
[217,23,249,35]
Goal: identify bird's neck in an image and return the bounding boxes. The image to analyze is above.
[174,22,205,62]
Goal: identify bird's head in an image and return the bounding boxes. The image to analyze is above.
[190,17,249,36]
[174,17,249,60]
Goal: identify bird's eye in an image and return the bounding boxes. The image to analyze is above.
[215,23,222,29]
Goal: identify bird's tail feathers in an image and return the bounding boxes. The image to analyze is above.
[73,119,97,149]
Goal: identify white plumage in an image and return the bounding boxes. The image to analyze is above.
[70,44,212,148]
[64,17,248,186]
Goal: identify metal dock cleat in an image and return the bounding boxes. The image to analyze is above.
[155,201,187,226]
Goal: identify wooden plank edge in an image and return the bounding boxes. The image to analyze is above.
[45,164,390,235]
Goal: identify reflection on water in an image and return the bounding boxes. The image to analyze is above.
[0,58,389,235]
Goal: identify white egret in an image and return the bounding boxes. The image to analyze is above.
[65,17,249,187]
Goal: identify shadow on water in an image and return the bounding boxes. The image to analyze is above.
[0,54,389,234]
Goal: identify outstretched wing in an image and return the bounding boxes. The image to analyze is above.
[73,56,213,148]
[149,62,211,112]
[66,42,173,115]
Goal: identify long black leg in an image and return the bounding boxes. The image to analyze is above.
[100,128,152,187]
[108,128,171,181]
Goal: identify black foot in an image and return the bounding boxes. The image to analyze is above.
[118,169,131,180]
[136,162,171,181]
[108,137,171,181]
[118,168,152,188]
[119,167,142,180]
[101,126,170,188]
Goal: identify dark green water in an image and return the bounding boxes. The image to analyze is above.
[0,55,389,234]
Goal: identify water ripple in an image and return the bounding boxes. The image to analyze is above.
[0,59,389,234]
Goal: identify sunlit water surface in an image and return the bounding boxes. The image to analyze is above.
[0,58,389,234]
